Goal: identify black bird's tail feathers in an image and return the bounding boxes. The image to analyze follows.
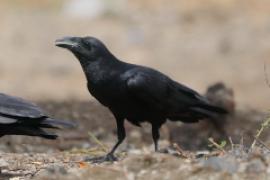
[40,118,77,129]
[5,126,58,140]
[10,118,76,139]
[197,104,227,114]
[36,128,58,139]
[169,104,227,123]
[189,103,227,119]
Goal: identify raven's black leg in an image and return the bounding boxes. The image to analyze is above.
[106,117,126,159]
[152,124,161,152]
[86,117,125,163]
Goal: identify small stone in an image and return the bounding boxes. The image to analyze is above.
[244,158,266,173]
[200,156,239,173]
[0,159,9,168]
[9,177,20,180]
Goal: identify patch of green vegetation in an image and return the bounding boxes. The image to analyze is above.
[250,116,270,150]
[208,137,227,153]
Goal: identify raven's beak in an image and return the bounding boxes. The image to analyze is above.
[55,36,79,49]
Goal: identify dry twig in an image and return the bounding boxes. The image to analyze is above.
[172,143,190,158]
[253,136,270,152]
[228,136,234,150]
[88,132,108,152]
[250,117,270,149]
[208,138,226,153]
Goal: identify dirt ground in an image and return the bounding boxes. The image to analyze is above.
[1,0,270,179]
[0,99,269,179]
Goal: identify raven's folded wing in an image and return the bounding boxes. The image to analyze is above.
[125,70,206,113]
[126,72,166,110]
[126,71,221,114]
[0,93,45,118]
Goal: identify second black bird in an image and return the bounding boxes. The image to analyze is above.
[55,36,227,161]
[0,93,75,139]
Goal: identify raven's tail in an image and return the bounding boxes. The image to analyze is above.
[169,103,227,123]
[5,126,58,140]
[40,118,77,129]
[190,103,227,119]
[198,104,227,114]
[37,128,58,139]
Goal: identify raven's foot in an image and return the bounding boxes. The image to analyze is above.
[156,148,170,154]
[85,153,117,163]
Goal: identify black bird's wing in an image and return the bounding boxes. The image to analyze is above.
[125,68,226,122]
[0,93,76,139]
[126,69,201,110]
[126,70,175,111]
[0,93,75,127]
[0,93,45,120]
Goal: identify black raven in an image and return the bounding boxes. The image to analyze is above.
[0,93,75,139]
[55,36,227,161]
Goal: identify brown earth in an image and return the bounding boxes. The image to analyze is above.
[0,99,269,179]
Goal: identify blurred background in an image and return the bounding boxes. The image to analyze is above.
[0,0,270,153]
[0,0,269,109]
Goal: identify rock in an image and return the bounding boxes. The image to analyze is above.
[241,158,266,173]
[199,156,239,173]
[0,159,8,168]
[205,82,235,113]
[35,164,68,177]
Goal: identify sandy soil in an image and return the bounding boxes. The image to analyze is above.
[0,99,269,179]
[1,148,269,180]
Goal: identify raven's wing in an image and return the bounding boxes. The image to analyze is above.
[0,93,45,119]
[125,68,225,120]
[125,69,206,111]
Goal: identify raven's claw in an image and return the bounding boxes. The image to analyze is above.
[85,153,117,163]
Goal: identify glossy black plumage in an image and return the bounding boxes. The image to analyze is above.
[56,36,227,161]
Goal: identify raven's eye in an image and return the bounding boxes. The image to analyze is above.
[83,40,92,49]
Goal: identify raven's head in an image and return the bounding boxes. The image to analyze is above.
[55,36,112,63]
